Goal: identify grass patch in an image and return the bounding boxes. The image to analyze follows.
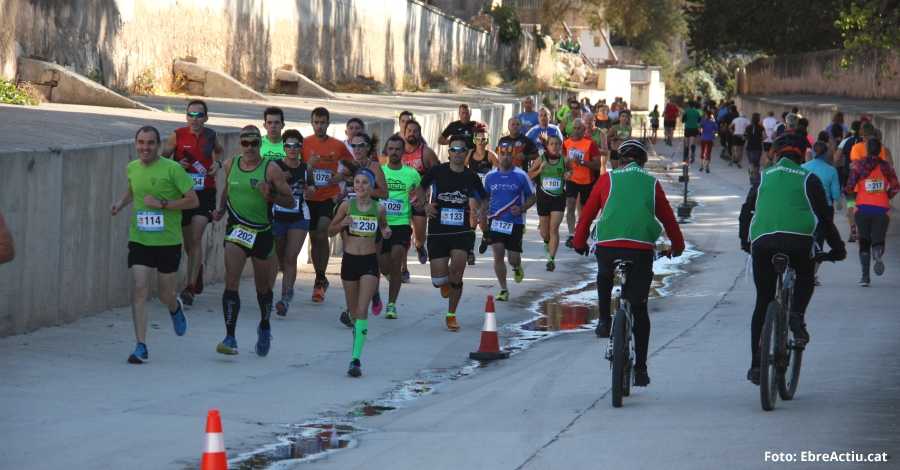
[0,79,42,105]
[130,68,158,96]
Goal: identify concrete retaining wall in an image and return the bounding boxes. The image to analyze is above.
[1,0,538,92]
[0,98,525,336]
[743,50,900,100]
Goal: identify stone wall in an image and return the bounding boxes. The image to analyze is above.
[743,50,900,100]
[1,0,539,92]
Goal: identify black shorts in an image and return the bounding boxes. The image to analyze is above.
[224,221,274,260]
[731,136,746,146]
[565,181,592,205]
[127,242,182,273]
[427,231,475,260]
[684,128,700,138]
[488,223,525,253]
[650,120,659,130]
[182,187,216,225]
[537,191,566,216]
[664,120,676,129]
[341,253,380,281]
[307,200,335,230]
[381,225,412,254]
[763,142,772,152]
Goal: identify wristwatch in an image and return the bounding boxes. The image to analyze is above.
[161,199,169,209]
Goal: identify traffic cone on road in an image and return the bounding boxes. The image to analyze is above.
[469,295,510,361]
[201,409,227,470]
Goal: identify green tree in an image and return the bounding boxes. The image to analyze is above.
[835,0,900,71]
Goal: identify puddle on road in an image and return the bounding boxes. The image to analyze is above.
[231,245,702,468]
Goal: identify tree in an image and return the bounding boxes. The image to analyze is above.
[835,0,900,72]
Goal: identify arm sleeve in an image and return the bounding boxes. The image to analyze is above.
[573,174,609,250]
[440,124,453,139]
[173,163,195,195]
[807,175,844,253]
[654,182,685,253]
[738,185,758,244]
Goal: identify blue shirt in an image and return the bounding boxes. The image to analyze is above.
[700,118,718,141]
[483,168,534,225]
[525,124,563,151]
[518,111,539,131]
[802,157,841,206]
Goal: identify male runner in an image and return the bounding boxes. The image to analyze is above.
[402,119,441,275]
[563,119,602,248]
[260,107,287,160]
[518,96,540,130]
[440,104,478,150]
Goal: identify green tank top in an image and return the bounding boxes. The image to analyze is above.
[226,156,270,228]
[593,162,662,245]
[348,198,379,237]
[749,158,816,242]
[382,164,421,226]
[260,136,286,160]
[539,155,566,196]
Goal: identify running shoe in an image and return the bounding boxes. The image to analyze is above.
[479,236,490,254]
[255,325,272,357]
[859,274,870,287]
[179,287,194,307]
[275,297,290,317]
[496,290,509,302]
[440,283,450,299]
[371,291,383,316]
[445,315,460,332]
[348,359,362,378]
[873,246,885,276]
[127,342,149,364]
[513,265,524,283]
[401,269,411,284]
[416,245,428,264]
[789,313,810,347]
[385,303,398,319]
[546,259,556,272]
[565,236,574,248]
[747,367,760,385]
[633,366,650,387]
[194,264,204,294]
[467,250,475,266]
[170,299,187,336]
[216,336,239,355]
[312,280,325,303]
[848,226,858,243]
[340,310,353,328]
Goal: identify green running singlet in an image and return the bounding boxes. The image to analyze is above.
[381,164,421,226]
[127,157,194,246]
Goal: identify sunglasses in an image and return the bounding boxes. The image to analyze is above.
[284,142,302,149]
[350,143,369,149]
[240,140,261,148]
[448,146,467,154]
[187,111,206,118]
[474,138,488,143]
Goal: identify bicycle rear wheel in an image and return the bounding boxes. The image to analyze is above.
[611,310,628,408]
[779,332,804,400]
[759,301,780,411]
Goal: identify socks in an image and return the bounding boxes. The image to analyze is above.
[223,290,240,337]
[257,290,273,330]
[446,312,456,317]
[352,319,368,360]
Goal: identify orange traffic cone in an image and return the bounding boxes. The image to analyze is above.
[469,295,510,361]
[201,409,227,470]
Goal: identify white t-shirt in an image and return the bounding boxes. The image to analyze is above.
[732,116,751,136]
[762,116,778,143]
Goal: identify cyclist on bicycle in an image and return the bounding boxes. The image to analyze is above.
[572,139,685,387]
[739,133,846,385]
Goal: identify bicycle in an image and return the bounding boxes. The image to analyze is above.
[758,253,804,411]
[606,259,634,408]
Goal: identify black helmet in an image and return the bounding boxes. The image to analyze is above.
[616,139,647,165]
[772,133,806,160]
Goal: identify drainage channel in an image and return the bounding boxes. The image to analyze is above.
[230,245,702,468]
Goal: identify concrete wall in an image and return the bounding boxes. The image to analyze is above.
[744,50,900,100]
[736,95,900,171]
[0,98,524,336]
[2,0,537,92]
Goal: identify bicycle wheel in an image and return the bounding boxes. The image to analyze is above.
[759,301,780,411]
[611,310,628,408]
[779,332,804,400]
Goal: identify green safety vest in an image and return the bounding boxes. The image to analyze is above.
[749,158,817,242]
[593,162,662,244]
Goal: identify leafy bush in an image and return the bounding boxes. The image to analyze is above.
[130,69,157,96]
[487,6,522,44]
[0,79,42,105]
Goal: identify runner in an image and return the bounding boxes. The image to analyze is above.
[572,140,685,386]
[525,107,563,153]
[468,127,499,258]
[160,100,224,306]
[518,96,540,130]
[663,99,679,146]
[417,134,486,331]
[272,129,313,317]
[483,143,536,301]
[503,117,539,171]
[682,101,702,163]
[528,134,568,271]
[328,170,391,377]
[730,110,750,168]
[112,126,196,364]
[803,140,841,285]
[845,139,899,286]
[439,104,478,150]
[745,113,766,185]
[379,135,422,319]
[260,107,287,160]
[699,111,718,173]
[212,125,294,357]
[302,107,354,303]
[762,111,778,153]
[393,110,414,139]
[838,120,864,242]
[648,104,660,144]
[402,119,440,280]
[343,117,365,154]
[562,119,602,248]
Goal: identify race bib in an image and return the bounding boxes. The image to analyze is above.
[349,215,378,236]
[491,219,514,235]
[542,177,562,192]
[567,149,584,163]
[313,169,332,187]
[440,207,465,226]
[136,210,164,232]
[226,225,258,249]
[274,195,301,213]
[381,198,403,216]
[191,174,206,191]
[865,178,885,193]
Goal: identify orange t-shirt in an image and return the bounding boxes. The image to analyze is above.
[850,141,888,162]
[563,137,599,185]
[302,135,353,201]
